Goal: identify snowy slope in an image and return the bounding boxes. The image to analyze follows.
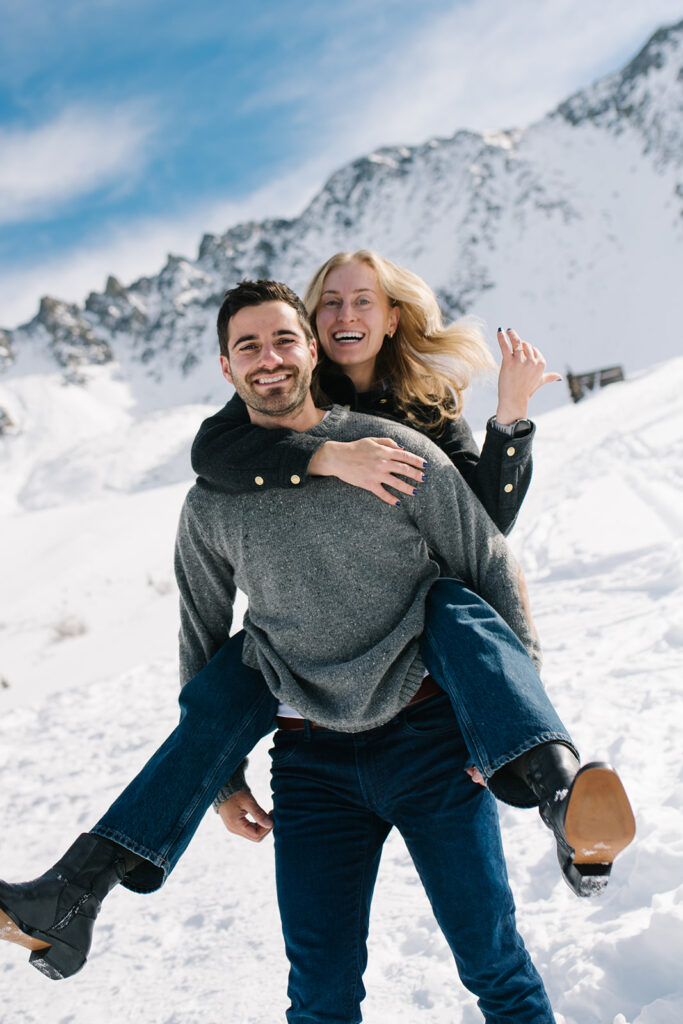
[0,362,219,707]
[1,357,682,1024]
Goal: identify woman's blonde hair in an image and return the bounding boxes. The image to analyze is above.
[304,250,495,432]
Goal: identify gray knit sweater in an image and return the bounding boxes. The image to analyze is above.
[175,406,540,763]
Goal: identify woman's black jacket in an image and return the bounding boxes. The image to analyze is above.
[191,368,534,536]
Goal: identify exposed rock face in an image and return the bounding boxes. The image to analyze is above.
[0,330,13,370]
[554,19,683,167]
[0,407,14,434]
[36,297,113,373]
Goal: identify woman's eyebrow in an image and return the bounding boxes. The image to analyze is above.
[321,288,376,296]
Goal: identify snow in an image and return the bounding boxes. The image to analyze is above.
[1,355,682,1023]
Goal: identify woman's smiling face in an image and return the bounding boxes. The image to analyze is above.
[315,261,399,390]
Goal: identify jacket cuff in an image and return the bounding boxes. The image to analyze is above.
[274,434,329,489]
[485,418,535,444]
[482,420,534,471]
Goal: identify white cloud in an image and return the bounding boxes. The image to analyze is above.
[0,102,158,225]
[278,0,683,160]
[0,161,329,328]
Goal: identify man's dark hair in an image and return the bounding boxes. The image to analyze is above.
[217,279,314,358]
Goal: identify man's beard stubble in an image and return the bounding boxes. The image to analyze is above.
[233,364,312,418]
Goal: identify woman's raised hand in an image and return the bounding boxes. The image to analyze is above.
[495,328,562,424]
[308,437,428,506]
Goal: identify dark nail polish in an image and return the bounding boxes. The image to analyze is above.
[497,326,502,332]
[423,461,429,468]
[421,474,426,481]
[395,500,401,507]
[412,488,418,495]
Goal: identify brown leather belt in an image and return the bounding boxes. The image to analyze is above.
[275,675,441,732]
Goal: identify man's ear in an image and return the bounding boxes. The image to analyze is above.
[309,335,318,369]
[219,354,233,384]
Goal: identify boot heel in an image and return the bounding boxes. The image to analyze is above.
[0,832,128,980]
[563,861,611,898]
[29,942,86,980]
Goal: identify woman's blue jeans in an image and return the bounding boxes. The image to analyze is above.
[422,578,575,806]
[270,693,555,1023]
[92,578,575,893]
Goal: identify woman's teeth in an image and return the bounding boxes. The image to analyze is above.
[333,333,363,344]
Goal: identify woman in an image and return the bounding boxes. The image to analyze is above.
[193,252,547,535]
[193,248,630,856]
[0,255,634,985]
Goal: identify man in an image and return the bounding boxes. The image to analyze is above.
[173,279,556,1022]
[0,280,632,1016]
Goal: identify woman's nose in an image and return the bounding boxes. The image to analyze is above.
[337,301,356,321]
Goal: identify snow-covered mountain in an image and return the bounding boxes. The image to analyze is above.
[1,19,682,438]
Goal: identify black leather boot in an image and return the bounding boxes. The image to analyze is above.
[0,833,133,979]
[520,744,636,898]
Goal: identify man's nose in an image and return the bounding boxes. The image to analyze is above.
[257,344,284,368]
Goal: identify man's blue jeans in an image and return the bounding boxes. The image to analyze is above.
[92,578,575,893]
[270,692,556,1024]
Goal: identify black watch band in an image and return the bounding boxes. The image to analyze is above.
[488,416,532,437]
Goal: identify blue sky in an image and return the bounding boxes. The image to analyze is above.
[1,0,681,327]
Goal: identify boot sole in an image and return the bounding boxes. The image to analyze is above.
[564,762,635,865]
[1,908,51,952]
[0,904,84,979]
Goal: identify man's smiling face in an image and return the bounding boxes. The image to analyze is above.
[221,300,318,425]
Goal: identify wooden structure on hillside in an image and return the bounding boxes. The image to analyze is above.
[566,365,624,404]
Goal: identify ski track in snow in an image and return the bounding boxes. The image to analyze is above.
[1,359,682,1023]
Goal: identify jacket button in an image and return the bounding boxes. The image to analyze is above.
[290,475,301,485]
[254,476,264,486]
[504,483,514,493]
[506,446,516,457]
[379,398,387,404]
